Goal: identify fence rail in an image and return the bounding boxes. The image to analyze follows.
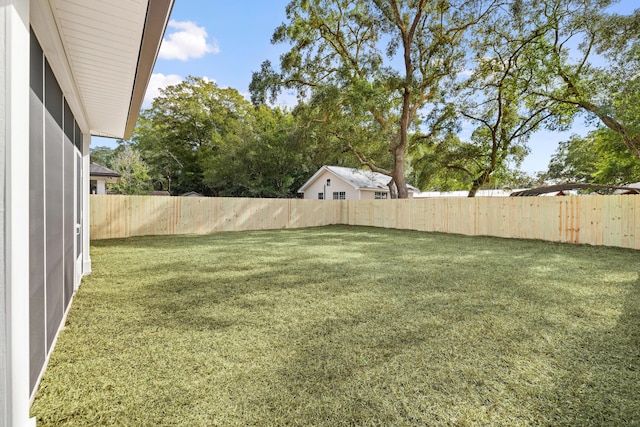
[90,195,640,250]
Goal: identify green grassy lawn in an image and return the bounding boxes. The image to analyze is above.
[31,225,640,426]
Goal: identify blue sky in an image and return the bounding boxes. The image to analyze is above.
[94,0,636,176]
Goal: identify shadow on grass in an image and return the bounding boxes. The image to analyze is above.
[268,274,640,425]
[33,226,640,426]
[130,228,640,424]
[539,273,640,425]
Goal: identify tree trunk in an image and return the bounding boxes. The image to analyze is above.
[468,181,480,197]
[388,178,398,199]
[559,70,640,161]
[585,105,640,160]
[468,170,492,197]
[393,145,409,198]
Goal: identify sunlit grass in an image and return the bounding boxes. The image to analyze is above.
[32,226,640,426]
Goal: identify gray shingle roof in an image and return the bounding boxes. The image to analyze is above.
[90,162,120,178]
[326,166,392,190]
[299,165,419,192]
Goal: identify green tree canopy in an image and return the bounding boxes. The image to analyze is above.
[534,0,640,160]
[251,0,497,198]
[545,127,640,184]
[454,1,576,196]
[203,106,324,198]
[109,145,152,195]
[90,145,115,168]
[132,77,345,197]
[132,77,255,195]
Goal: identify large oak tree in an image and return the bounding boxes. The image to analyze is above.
[456,1,572,196]
[251,0,496,198]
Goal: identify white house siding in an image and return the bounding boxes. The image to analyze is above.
[2,1,170,424]
[359,189,379,200]
[0,3,8,421]
[360,189,415,200]
[301,167,418,200]
[1,0,34,425]
[303,169,359,200]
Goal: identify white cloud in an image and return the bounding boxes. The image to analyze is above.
[457,68,474,78]
[159,20,219,61]
[144,74,219,105]
[271,91,300,109]
[144,73,183,104]
[235,90,300,109]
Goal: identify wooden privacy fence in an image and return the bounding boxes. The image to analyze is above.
[342,196,639,250]
[89,195,342,239]
[90,195,640,250]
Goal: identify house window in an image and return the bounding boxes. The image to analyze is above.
[318,193,324,200]
[333,191,346,200]
[375,192,388,199]
[326,179,331,186]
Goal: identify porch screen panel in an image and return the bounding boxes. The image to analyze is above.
[44,59,65,351]
[63,101,74,307]
[30,29,84,398]
[29,29,46,391]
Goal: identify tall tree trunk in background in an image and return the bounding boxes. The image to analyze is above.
[249,0,493,200]
[468,170,492,197]
[392,146,408,198]
[388,178,398,199]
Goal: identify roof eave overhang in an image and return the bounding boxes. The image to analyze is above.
[298,166,332,193]
[90,173,121,178]
[31,0,174,140]
[91,175,120,183]
[124,0,174,139]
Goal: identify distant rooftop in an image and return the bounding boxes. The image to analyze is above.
[90,162,120,178]
[327,166,390,190]
[510,183,640,196]
[305,165,419,192]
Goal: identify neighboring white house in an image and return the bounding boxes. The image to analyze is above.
[90,163,120,194]
[1,1,173,425]
[298,165,418,200]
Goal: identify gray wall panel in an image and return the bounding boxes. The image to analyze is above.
[29,29,46,392]
[63,100,73,141]
[44,61,61,126]
[30,32,82,395]
[44,58,64,352]
[74,121,81,151]
[44,110,64,351]
[64,132,74,308]
[30,30,43,102]
[29,90,46,391]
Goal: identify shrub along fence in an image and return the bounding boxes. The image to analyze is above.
[90,194,640,250]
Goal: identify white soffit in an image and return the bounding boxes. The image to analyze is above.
[33,0,173,139]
